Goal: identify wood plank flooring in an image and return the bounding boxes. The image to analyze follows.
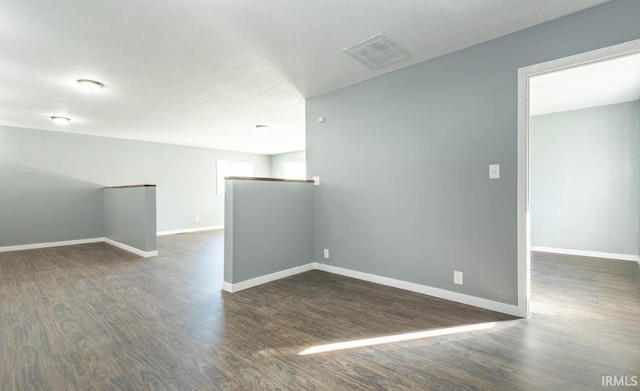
[1,231,638,390]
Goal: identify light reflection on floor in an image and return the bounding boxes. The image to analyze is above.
[298,321,497,355]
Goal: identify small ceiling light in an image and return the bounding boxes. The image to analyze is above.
[76,79,104,93]
[50,116,71,125]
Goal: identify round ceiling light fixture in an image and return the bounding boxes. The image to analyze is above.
[77,79,104,93]
[50,116,71,125]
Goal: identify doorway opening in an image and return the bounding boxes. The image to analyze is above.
[517,38,640,317]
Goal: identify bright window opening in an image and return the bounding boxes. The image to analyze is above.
[217,160,255,194]
[282,161,306,180]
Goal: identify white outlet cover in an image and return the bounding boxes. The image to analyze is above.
[313,176,320,186]
[489,164,500,179]
[454,271,464,285]
[323,249,329,259]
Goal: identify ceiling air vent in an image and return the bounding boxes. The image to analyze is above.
[343,33,410,70]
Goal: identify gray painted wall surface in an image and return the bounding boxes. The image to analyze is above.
[224,179,314,284]
[530,102,638,255]
[306,0,640,305]
[104,186,157,252]
[144,188,158,251]
[270,150,306,178]
[0,125,270,234]
[0,160,104,246]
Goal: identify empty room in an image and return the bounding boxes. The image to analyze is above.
[1,1,639,390]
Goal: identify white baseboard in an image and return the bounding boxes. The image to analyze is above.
[221,263,315,293]
[313,263,520,317]
[103,238,158,258]
[222,261,520,316]
[0,237,157,258]
[0,238,104,253]
[157,226,223,236]
[221,281,234,292]
[531,246,639,263]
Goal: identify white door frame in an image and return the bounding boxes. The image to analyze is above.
[516,38,640,318]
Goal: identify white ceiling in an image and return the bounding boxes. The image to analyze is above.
[0,0,610,154]
[530,51,640,116]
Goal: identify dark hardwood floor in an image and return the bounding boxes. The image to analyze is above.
[1,231,638,390]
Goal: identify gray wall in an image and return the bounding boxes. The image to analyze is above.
[306,0,640,305]
[270,150,306,178]
[530,102,638,255]
[0,125,270,235]
[104,186,157,252]
[224,179,314,284]
[0,160,104,247]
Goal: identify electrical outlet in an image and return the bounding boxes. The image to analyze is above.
[313,176,320,186]
[489,164,500,179]
[323,249,329,259]
[454,271,463,285]
[195,216,200,222]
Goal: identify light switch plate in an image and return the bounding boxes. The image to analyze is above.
[313,176,320,186]
[489,164,500,179]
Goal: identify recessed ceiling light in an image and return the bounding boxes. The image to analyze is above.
[343,33,410,70]
[50,116,71,125]
[77,79,104,93]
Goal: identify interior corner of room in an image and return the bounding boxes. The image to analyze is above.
[1,0,640,348]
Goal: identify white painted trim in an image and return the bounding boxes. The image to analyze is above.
[103,238,158,258]
[222,261,519,315]
[531,246,639,263]
[519,39,640,79]
[221,263,315,293]
[314,263,520,317]
[516,38,640,320]
[517,65,531,319]
[0,237,157,258]
[157,226,223,236]
[0,238,104,253]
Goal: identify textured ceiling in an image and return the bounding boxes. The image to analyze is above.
[0,0,610,154]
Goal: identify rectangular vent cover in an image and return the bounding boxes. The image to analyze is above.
[343,33,410,70]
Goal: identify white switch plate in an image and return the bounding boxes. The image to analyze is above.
[195,216,200,222]
[454,271,463,285]
[489,164,500,179]
[323,249,329,259]
[313,176,320,186]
